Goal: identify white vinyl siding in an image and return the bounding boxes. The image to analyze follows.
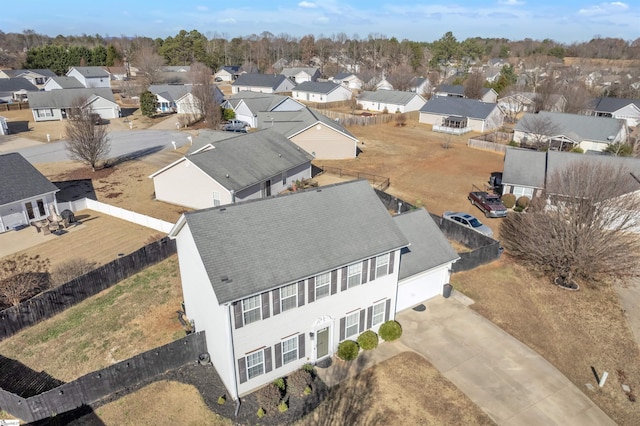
[213,191,221,207]
[345,311,359,339]
[246,350,264,380]
[347,263,362,288]
[315,272,331,299]
[372,301,385,326]
[280,283,297,312]
[376,253,389,279]
[282,336,298,365]
[242,295,262,325]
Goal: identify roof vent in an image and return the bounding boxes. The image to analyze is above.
[220,275,233,283]
[219,208,226,212]
[226,173,230,178]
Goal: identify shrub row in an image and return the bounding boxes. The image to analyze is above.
[337,320,403,361]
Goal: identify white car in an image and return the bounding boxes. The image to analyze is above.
[223,120,248,132]
[442,211,494,238]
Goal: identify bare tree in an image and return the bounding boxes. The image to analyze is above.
[559,82,594,114]
[385,63,414,91]
[132,45,165,86]
[517,113,561,149]
[501,161,640,288]
[463,70,485,99]
[65,97,110,171]
[501,86,525,123]
[0,254,50,307]
[188,62,221,129]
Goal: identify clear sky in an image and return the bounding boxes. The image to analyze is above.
[1,1,638,44]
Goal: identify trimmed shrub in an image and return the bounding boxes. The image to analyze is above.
[304,385,312,395]
[513,206,524,212]
[501,193,516,209]
[508,140,519,147]
[217,395,226,405]
[257,407,265,418]
[278,401,289,413]
[257,383,281,410]
[516,196,530,209]
[301,363,315,373]
[357,330,379,350]
[287,369,313,395]
[273,377,286,392]
[382,107,389,114]
[570,146,584,153]
[337,340,359,361]
[379,320,403,341]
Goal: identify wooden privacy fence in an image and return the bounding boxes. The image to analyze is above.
[310,109,420,127]
[0,237,177,340]
[318,166,390,191]
[0,102,29,112]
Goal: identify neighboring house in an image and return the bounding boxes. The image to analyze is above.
[28,88,120,121]
[0,116,8,135]
[291,82,352,103]
[158,66,192,84]
[0,152,60,233]
[497,92,567,114]
[330,73,363,90]
[43,76,84,91]
[0,69,56,89]
[214,66,242,82]
[0,78,38,103]
[357,90,426,113]
[150,129,312,209]
[375,78,394,91]
[502,148,640,200]
[587,97,640,128]
[419,97,505,134]
[222,92,305,128]
[280,67,321,83]
[231,73,296,94]
[149,84,224,114]
[66,66,111,89]
[408,77,431,95]
[435,84,498,103]
[513,111,628,153]
[168,179,457,400]
[103,66,128,81]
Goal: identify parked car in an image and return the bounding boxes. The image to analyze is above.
[223,119,248,132]
[442,211,494,238]
[468,190,507,218]
[91,113,103,125]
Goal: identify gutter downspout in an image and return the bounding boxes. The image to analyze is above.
[226,304,241,417]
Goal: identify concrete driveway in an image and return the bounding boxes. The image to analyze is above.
[397,297,616,426]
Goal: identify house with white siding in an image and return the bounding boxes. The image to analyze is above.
[0,78,38,103]
[43,77,85,91]
[280,67,321,83]
[292,82,352,103]
[587,97,640,128]
[0,69,56,89]
[66,66,111,89]
[357,90,426,113]
[435,84,498,103]
[28,88,120,122]
[222,92,305,128]
[231,73,296,94]
[215,66,242,82]
[149,84,225,114]
[150,129,312,209]
[419,97,505,134]
[330,73,363,90]
[168,180,458,399]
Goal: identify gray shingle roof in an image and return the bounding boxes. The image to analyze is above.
[255,107,357,141]
[502,148,548,188]
[0,153,59,206]
[281,67,319,77]
[2,69,56,78]
[436,84,492,97]
[69,66,110,78]
[294,81,342,94]
[227,91,298,113]
[514,111,625,143]
[393,209,459,280]
[47,76,84,89]
[334,72,357,80]
[186,129,312,192]
[590,97,640,113]
[358,90,423,106]
[181,180,410,303]
[232,73,292,89]
[28,88,116,108]
[149,84,192,102]
[0,78,39,92]
[420,97,498,119]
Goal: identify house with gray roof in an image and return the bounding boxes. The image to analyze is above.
[357,90,426,113]
[28,88,120,122]
[435,84,498,103]
[214,66,242,82]
[408,77,431,95]
[66,66,111,89]
[0,69,56,89]
[0,152,60,233]
[43,76,84,91]
[280,67,320,83]
[0,78,39,103]
[168,179,457,399]
[222,92,305,128]
[419,97,505,134]
[149,84,224,114]
[587,97,640,127]
[150,129,313,209]
[291,81,352,103]
[330,72,363,90]
[231,73,296,95]
[497,92,566,115]
[513,111,628,153]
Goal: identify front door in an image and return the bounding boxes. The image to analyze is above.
[264,180,272,197]
[316,327,329,359]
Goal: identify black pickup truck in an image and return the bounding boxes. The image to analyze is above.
[468,191,508,218]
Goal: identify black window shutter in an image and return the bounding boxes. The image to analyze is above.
[275,343,282,369]
[341,266,348,291]
[307,277,315,303]
[331,270,338,294]
[261,292,270,319]
[339,317,346,341]
[298,333,305,359]
[272,289,280,316]
[238,357,247,383]
[385,299,391,322]
[359,309,366,333]
[298,281,305,307]
[369,257,376,281]
[264,347,272,373]
[362,259,368,284]
[389,251,395,274]
[233,302,243,329]
[367,306,373,329]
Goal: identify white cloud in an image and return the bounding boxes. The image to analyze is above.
[196,6,209,11]
[498,0,525,5]
[578,2,629,16]
[298,1,317,8]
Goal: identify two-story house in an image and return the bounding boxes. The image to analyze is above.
[231,73,296,95]
[66,67,111,89]
[168,180,457,399]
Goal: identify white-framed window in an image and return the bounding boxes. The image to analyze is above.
[315,272,331,299]
[347,263,362,288]
[37,109,53,118]
[372,301,386,327]
[345,311,359,339]
[280,283,297,312]
[282,336,298,365]
[213,191,221,207]
[246,350,264,380]
[242,295,262,325]
[512,186,534,199]
[376,253,390,278]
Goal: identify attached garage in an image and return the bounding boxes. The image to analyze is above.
[397,265,451,312]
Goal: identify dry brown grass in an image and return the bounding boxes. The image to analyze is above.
[452,256,640,425]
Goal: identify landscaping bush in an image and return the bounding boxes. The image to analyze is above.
[337,340,359,361]
[304,385,312,395]
[287,369,313,395]
[570,146,584,153]
[273,377,286,392]
[257,407,265,418]
[301,363,315,373]
[501,193,516,209]
[516,196,530,209]
[508,140,519,147]
[357,330,379,350]
[278,400,289,413]
[513,206,524,212]
[257,382,282,410]
[217,395,226,405]
[379,320,403,341]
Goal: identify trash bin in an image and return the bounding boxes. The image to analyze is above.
[443,283,453,298]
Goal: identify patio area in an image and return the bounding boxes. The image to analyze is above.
[0,219,84,259]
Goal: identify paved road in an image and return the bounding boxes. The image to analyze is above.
[1,130,191,164]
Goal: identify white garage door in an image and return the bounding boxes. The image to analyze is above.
[396,267,447,312]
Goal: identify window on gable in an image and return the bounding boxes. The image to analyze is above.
[282,336,298,365]
[242,295,262,325]
[372,301,386,327]
[345,311,359,339]
[315,272,331,299]
[280,283,297,312]
[246,350,264,380]
[376,253,390,279]
[347,263,362,289]
[213,191,221,207]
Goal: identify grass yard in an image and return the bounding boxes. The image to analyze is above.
[452,257,640,425]
[0,255,184,382]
